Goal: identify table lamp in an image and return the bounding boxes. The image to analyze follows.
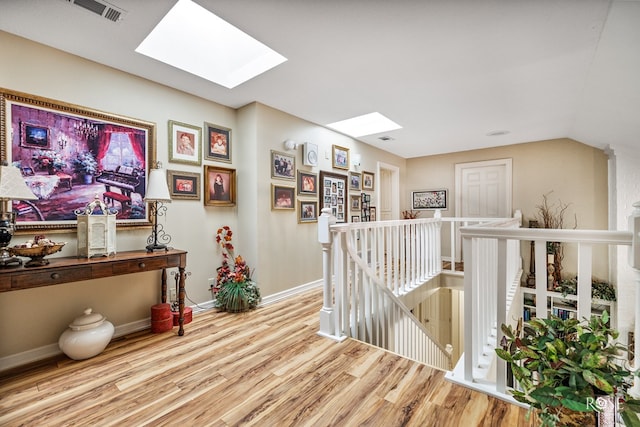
[144,163,172,252]
[0,164,38,266]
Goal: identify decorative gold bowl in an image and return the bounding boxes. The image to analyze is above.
[11,243,66,267]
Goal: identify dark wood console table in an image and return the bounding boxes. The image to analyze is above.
[0,249,188,336]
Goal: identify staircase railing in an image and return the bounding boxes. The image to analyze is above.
[317,208,452,370]
[446,207,640,399]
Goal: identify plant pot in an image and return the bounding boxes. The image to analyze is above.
[558,408,596,427]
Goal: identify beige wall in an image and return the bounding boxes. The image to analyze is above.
[247,102,406,294]
[407,138,610,278]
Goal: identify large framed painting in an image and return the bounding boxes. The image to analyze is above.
[319,170,348,223]
[204,165,236,206]
[0,88,156,231]
[411,189,448,210]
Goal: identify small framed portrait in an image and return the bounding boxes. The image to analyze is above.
[297,170,318,196]
[350,195,361,210]
[298,200,318,223]
[271,150,295,180]
[20,122,50,148]
[204,165,236,206]
[272,184,295,210]
[362,171,375,191]
[349,172,361,191]
[351,215,360,223]
[332,144,350,170]
[167,170,200,200]
[370,206,377,221]
[205,122,231,163]
[169,120,202,166]
[411,189,448,210]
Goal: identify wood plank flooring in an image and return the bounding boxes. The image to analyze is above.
[0,288,531,426]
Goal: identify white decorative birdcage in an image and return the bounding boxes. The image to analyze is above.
[75,195,116,258]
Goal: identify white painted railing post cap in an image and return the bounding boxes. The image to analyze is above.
[318,207,336,244]
[629,201,640,269]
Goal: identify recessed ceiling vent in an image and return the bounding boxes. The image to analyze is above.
[65,0,126,22]
[378,136,394,141]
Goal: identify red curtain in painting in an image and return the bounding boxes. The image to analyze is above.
[91,125,146,168]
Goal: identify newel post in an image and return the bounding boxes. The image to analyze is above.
[318,207,336,338]
[629,202,640,394]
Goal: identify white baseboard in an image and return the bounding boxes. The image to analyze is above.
[261,280,322,305]
[0,281,322,372]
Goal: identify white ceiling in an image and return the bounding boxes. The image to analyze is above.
[1,0,639,158]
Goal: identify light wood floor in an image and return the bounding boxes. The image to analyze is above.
[0,288,530,426]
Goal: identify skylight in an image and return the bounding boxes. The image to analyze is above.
[326,112,402,138]
[135,0,287,89]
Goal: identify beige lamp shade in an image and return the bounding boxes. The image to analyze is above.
[0,165,37,200]
[144,168,171,202]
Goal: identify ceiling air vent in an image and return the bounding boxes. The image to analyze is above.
[66,0,126,22]
[378,136,394,141]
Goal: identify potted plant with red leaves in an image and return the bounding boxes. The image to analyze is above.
[210,226,261,312]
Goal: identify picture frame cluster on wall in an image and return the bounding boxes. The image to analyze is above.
[165,119,236,207]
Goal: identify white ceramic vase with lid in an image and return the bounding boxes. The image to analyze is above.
[58,307,114,360]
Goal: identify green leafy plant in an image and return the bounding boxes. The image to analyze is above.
[496,312,637,426]
[72,151,98,175]
[555,277,617,301]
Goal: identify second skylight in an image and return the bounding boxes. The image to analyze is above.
[326,112,402,138]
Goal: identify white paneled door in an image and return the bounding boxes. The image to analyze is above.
[455,159,512,219]
[454,158,513,261]
[378,162,399,221]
